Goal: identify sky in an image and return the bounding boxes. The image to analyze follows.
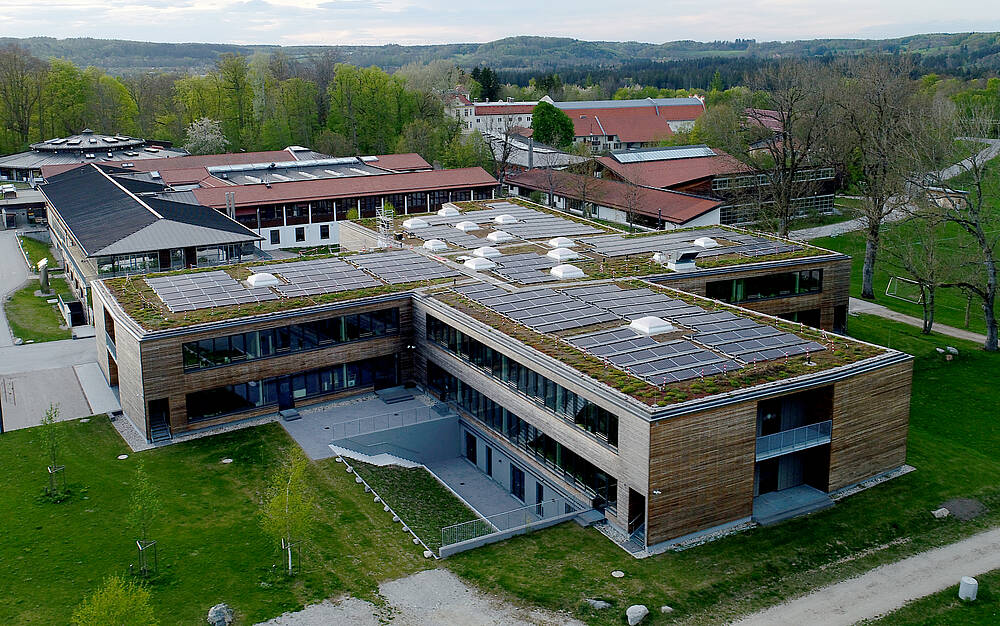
[3,0,999,46]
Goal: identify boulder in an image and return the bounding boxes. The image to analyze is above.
[207,603,233,626]
[626,604,649,625]
[585,599,611,610]
[661,605,674,614]
[932,507,950,519]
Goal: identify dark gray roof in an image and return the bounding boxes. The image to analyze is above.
[40,164,260,257]
[0,130,186,173]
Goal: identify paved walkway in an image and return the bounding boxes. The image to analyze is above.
[425,456,526,518]
[0,230,30,347]
[731,527,1000,625]
[850,297,987,345]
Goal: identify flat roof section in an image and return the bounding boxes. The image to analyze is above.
[349,249,462,285]
[452,283,618,334]
[249,258,381,298]
[581,228,804,259]
[145,271,278,313]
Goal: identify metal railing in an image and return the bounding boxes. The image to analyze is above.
[440,497,579,549]
[756,420,832,461]
[329,406,452,441]
[105,331,117,360]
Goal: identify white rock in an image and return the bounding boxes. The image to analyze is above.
[412,537,420,544]
[611,570,625,578]
[661,605,674,614]
[423,550,434,558]
[932,507,950,519]
[221,458,233,464]
[585,599,611,610]
[79,418,90,423]
[117,454,129,460]
[355,476,363,483]
[207,602,234,626]
[626,604,649,625]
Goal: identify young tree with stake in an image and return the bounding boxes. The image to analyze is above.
[260,448,314,576]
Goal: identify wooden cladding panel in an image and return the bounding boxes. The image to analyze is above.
[828,360,912,490]
[647,400,756,544]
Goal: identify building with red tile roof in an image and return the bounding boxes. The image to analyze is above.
[594,145,750,194]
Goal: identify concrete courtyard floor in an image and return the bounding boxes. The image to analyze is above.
[0,361,121,430]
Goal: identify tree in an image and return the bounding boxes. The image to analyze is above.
[834,56,923,299]
[441,132,492,170]
[183,118,229,155]
[0,44,46,148]
[260,448,314,576]
[531,101,574,148]
[883,212,945,333]
[216,53,254,149]
[471,66,500,101]
[84,69,139,135]
[40,58,90,137]
[40,404,66,498]
[72,576,157,626]
[128,459,161,544]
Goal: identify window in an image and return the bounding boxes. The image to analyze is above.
[319,224,330,239]
[510,466,525,501]
[706,269,823,304]
[295,227,305,243]
[270,230,280,245]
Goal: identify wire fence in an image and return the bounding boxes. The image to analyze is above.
[440,497,579,549]
[756,420,832,461]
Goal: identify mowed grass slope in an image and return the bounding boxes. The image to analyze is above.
[0,421,430,625]
[4,277,73,342]
[873,568,1000,625]
[444,316,1000,624]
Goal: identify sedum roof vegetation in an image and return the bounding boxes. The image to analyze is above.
[431,280,885,407]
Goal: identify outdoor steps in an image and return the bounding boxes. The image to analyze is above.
[150,422,171,443]
[624,525,646,554]
[328,444,421,468]
[754,495,834,526]
[375,386,416,405]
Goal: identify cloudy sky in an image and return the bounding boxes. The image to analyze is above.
[6,0,998,46]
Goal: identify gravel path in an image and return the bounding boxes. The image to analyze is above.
[256,568,584,626]
[730,527,1000,626]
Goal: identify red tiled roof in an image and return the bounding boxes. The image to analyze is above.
[369,153,432,171]
[563,104,705,143]
[474,104,537,115]
[507,169,720,224]
[746,108,783,132]
[193,167,498,208]
[596,149,750,189]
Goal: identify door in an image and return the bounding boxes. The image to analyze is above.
[536,482,544,516]
[511,465,525,502]
[756,458,779,495]
[485,446,493,477]
[277,377,294,411]
[148,398,169,427]
[464,432,477,465]
[628,489,646,534]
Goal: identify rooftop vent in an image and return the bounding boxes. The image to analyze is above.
[547,236,575,248]
[472,246,501,258]
[630,316,675,336]
[463,257,497,271]
[402,217,429,229]
[454,220,479,232]
[438,205,461,217]
[654,249,700,271]
[246,272,279,288]
[423,239,447,252]
[493,214,518,224]
[546,247,579,262]
[550,264,585,279]
[487,230,513,243]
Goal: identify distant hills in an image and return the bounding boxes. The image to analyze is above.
[3,33,999,77]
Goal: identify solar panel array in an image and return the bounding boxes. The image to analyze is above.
[146,271,278,313]
[611,145,716,164]
[491,253,559,284]
[582,227,803,259]
[566,327,741,384]
[251,258,381,297]
[403,202,602,246]
[452,283,617,333]
[413,225,489,249]
[350,249,461,284]
[562,283,825,364]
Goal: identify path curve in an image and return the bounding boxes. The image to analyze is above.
[730,527,1000,626]
[850,297,987,346]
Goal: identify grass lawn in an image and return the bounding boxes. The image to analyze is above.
[4,277,73,343]
[812,225,987,336]
[351,462,477,552]
[0,421,431,625]
[17,235,58,269]
[443,315,1000,624]
[872,568,1000,624]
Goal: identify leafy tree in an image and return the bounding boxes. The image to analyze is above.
[84,69,139,135]
[260,448,314,576]
[216,53,254,149]
[472,66,501,101]
[40,58,90,137]
[312,128,354,156]
[531,101,574,148]
[40,404,66,498]
[72,576,157,626]
[128,459,161,544]
[0,44,46,148]
[710,70,724,93]
[183,118,229,155]
[440,132,492,170]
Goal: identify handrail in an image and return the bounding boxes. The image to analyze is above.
[329,405,453,440]
[441,497,580,549]
[756,420,832,461]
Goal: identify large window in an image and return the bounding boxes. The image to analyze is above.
[427,316,618,447]
[705,269,823,304]
[186,355,397,422]
[183,308,399,371]
[428,362,617,509]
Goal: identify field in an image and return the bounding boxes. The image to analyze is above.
[3,277,73,342]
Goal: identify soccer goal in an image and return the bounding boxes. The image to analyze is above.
[885,276,925,304]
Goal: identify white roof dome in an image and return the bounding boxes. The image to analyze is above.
[548,237,575,248]
[402,217,429,229]
[472,246,501,258]
[463,257,497,271]
[630,316,675,336]
[546,247,579,262]
[438,206,460,216]
[423,239,447,252]
[693,236,719,248]
[454,221,479,232]
[246,272,279,288]
[493,214,518,224]
[487,230,513,243]
[550,264,585,279]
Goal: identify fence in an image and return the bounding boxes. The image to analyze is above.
[756,420,832,461]
[329,406,450,440]
[440,497,580,552]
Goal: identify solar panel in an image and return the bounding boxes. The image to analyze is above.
[409,204,602,241]
[145,271,278,312]
[349,249,461,284]
[452,284,617,333]
[251,258,381,297]
[491,253,559,284]
[581,228,803,259]
[611,145,716,163]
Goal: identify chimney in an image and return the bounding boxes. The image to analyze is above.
[528,137,534,169]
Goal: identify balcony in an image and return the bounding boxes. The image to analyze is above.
[105,331,117,361]
[756,420,832,461]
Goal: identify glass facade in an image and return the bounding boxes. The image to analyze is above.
[427,361,617,509]
[705,269,823,304]
[427,315,618,447]
[183,307,399,371]
[186,355,397,422]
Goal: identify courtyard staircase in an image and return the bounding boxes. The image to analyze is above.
[150,420,172,443]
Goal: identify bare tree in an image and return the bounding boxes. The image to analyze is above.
[620,170,644,232]
[0,44,47,146]
[883,211,945,333]
[834,56,922,299]
[909,102,1000,351]
[571,158,603,220]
